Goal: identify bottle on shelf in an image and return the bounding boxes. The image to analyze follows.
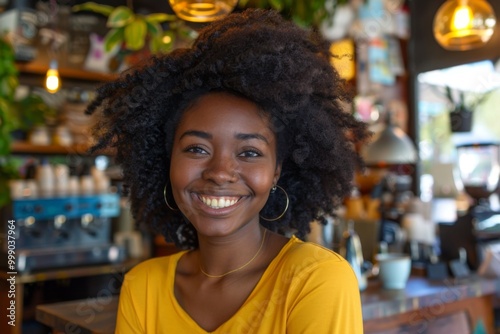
[68,165,80,196]
[9,161,38,199]
[36,158,55,197]
[54,164,70,196]
[91,166,111,194]
[92,156,111,193]
[79,162,95,195]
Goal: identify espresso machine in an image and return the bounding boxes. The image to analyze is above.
[439,142,500,270]
[1,193,125,273]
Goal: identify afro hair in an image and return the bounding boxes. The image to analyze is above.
[87,8,370,249]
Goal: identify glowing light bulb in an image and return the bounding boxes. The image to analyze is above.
[452,5,473,30]
[45,60,61,93]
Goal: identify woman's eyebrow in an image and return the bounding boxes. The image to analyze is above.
[235,133,269,144]
[180,130,269,144]
[179,130,212,140]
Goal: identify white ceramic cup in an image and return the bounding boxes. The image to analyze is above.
[375,253,411,290]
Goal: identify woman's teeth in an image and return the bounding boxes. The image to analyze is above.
[200,196,239,209]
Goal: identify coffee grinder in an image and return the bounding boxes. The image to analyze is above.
[439,142,500,270]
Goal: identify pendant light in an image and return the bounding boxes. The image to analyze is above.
[169,0,238,22]
[361,113,417,167]
[44,0,62,93]
[433,0,497,51]
[45,59,61,94]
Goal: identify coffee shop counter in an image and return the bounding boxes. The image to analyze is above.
[0,258,144,334]
[362,275,499,333]
[35,275,500,334]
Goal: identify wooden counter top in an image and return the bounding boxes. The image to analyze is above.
[362,275,498,321]
[37,297,118,334]
[36,276,499,334]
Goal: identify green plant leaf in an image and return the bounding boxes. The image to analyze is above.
[3,60,18,76]
[72,2,114,16]
[145,20,162,39]
[0,76,18,100]
[124,18,147,51]
[104,28,124,52]
[107,6,135,28]
[269,0,284,11]
[149,36,163,53]
[145,13,177,23]
[6,76,18,95]
[238,0,251,7]
[16,94,53,129]
[0,157,21,206]
[1,98,21,130]
[0,134,11,155]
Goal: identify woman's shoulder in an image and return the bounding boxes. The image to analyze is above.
[124,251,186,285]
[285,236,346,263]
[276,236,353,278]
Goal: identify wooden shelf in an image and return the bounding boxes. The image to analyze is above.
[11,141,112,155]
[16,62,118,83]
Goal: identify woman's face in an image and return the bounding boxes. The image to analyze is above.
[170,92,281,237]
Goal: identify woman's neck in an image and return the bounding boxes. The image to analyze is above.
[196,225,267,278]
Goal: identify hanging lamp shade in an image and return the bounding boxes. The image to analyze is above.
[433,0,497,51]
[169,0,238,22]
[361,114,417,166]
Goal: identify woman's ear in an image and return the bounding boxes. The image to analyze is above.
[273,163,282,185]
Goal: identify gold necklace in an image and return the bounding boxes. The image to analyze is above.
[199,229,267,278]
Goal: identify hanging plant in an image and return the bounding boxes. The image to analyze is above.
[443,86,492,132]
[72,2,197,55]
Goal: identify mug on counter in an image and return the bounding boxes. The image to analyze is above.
[375,253,411,290]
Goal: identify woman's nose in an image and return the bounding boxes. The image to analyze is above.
[202,154,238,184]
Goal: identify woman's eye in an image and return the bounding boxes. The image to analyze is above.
[239,150,261,158]
[185,146,207,154]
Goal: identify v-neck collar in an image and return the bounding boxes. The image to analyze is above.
[169,236,298,333]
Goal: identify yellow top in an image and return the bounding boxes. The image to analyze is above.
[115,235,363,334]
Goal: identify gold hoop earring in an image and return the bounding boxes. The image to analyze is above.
[163,183,179,211]
[260,185,289,222]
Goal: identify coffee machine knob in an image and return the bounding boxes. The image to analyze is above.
[81,213,97,237]
[54,215,67,229]
[81,213,94,228]
[53,215,69,239]
[25,216,36,227]
[24,216,41,238]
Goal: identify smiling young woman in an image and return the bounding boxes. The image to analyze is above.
[87,8,369,334]
[170,92,280,237]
